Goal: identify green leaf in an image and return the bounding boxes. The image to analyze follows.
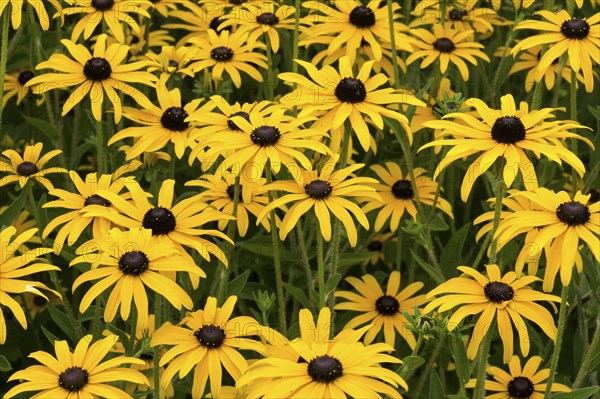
[410,250,444,284]
[41,325,61,346]
[588,105,600,121]
[0,188,28,229]
[23,115,60,140]
[550,387,600,399]
[440,223,470,275]
[282,282,311,309]
[227,270,251,298]
[0,355,12,372]
[429,369,446,399]
[325,273,342,294]
[338,252,374,269]
[48,305,78,342]
[402,355,426,370]
[425,213,450,231]
[447,395,469,399]
[448,332,470,387]
[106,324,132,354]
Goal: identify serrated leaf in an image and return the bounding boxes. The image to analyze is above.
[282,282,311,309]
[0,188,28,229]
[325,273,342,294]
[550,387,600,399]
[23,116,60,140]
[227,270,251,298]
[0,355,12,372]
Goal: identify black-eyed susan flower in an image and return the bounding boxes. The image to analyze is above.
[0,0,62,30]
[257,156,380,247]
[0,226,61,344]
[84,179,234,284]
[146,0,185,17]
[4,334,149,398]
[22,291,62,320]
[362,163,453,231]
[151,296,265,398]
[186,95,277,168]
[495,188,599,292]
[71,227,202,329]
[223,3,296,53]
[144,45,198,81]
[237,306,408,399]
[185,173,274,237]
[188,30,267,88]
[279,56,424,151]
[0,142,66,191]
[0,206,41,252]
[163,2,227,45]
[62,0,152,43]
[2,69,39,106]
[108,81,211,159]
[302,0,413,62]
[500,44,585,92]
[335,271,428,349]
[26,34,156,122]
[465,355,570,398]
[407,24,490,80]
[511,10,600,92]
[107,25,175,56]
[421,94,592,201]
[205,107,330,183]
[424,264,561,363]
[363,232,395,266]
[42,172,128,254]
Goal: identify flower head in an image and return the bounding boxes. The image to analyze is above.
[0,142,66,191]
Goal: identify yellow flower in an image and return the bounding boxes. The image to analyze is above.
[335,271,428,348]
[0,142,66,191]
[424,264,561,363]
[143,45,198,81]
[2,69,40,106]
[5,334,149,398]
[151,296,265,398]
[0,226,61,344]
[163,2,227,46]
[0,0,62,30]
[26,34,156,122]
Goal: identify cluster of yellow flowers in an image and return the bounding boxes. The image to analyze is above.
[0,0,599,398]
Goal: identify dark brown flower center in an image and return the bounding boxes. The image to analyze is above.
[168,60,178,68]
[161,107,189,132]
[58,367,89,392]
[305,180,333,200]
[335,77,367,103]
[33,295,48,307]
[556,201,590,226]
[194,325,226,348]
[367,240,383,251]
[91,0,114,11]
[349,5,376,28]
[140,353,154,361]
[508,376,534,398]
[229,0,246,4]
[491,116,526,144]
[227,111,250,131]
[449,8,468,21]
[18,71,35,85]
[226,184,243,201]
[210,46,234,61]
[484,281,514,303]
[391,180,414,199]
[251,126,281,146]
[308,355,343,382]
[16,161,38,176]
[375,295,400,315]
[142,206,176,235]
[561,18,590,39]
[118,251,150,275]
[257,12,279,26]
[433,38,456,53]
[84,194,111,207]
[83,57,112,81]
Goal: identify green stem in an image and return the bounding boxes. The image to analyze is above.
[395,228,403,271]
[574,273,589,349]
[317,224,325,309]
[386,0,401,89]
[266,167,287,332]
[96,116,107,174]
[544,286,569,399]
[90,298,103,339]
[488,174,507,265]
[569,68,578,195]
[0,5,10,132]
[217,176,240,303]
[295,221,315,305]
[25,182,84,339]
[412,335,446,399]
[292,0,300,75]
[473,323,495,399]
[153,294,162,399]
[573,320,600,389]
[265,34,274,101]
[473,232,493,270]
